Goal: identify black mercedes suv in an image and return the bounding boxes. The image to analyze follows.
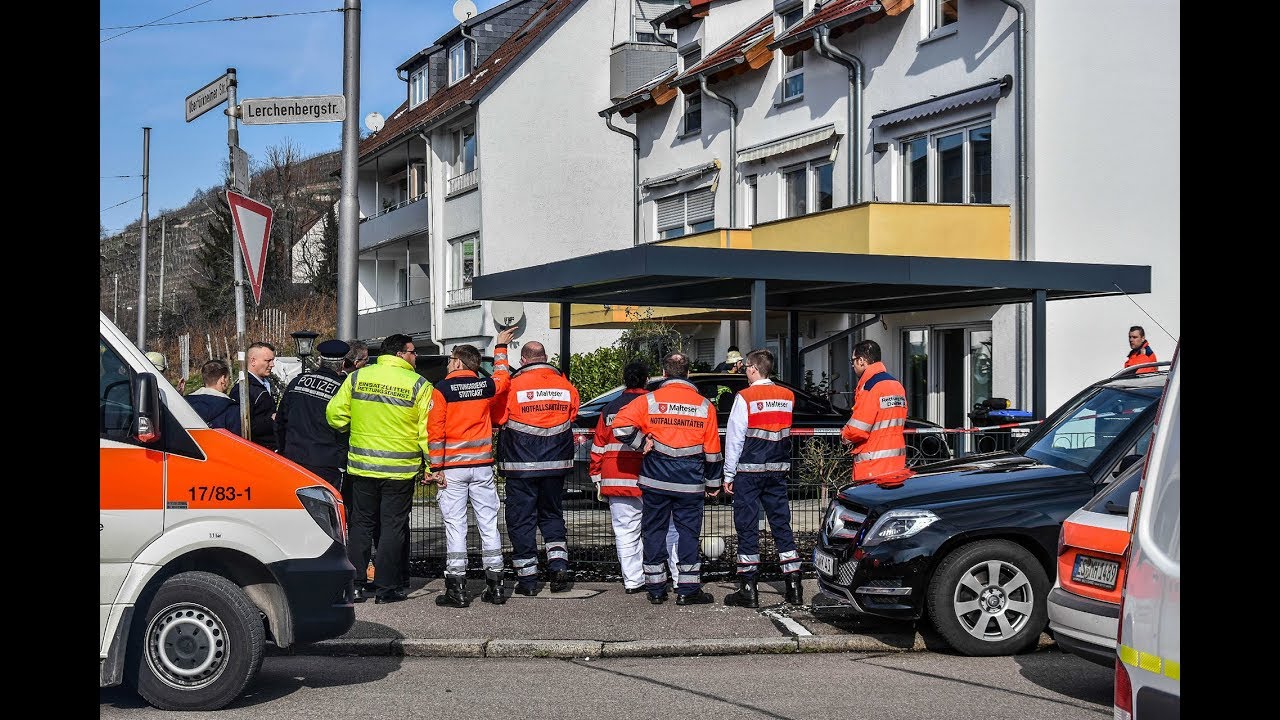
[812,362,1169,656]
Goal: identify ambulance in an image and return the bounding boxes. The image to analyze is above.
[99,312,355,710]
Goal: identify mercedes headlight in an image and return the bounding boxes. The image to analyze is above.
[861,509,939,547]
[297,486,346,545]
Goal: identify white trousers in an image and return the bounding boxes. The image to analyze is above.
[439,465,504,579]
[608,495,679,590]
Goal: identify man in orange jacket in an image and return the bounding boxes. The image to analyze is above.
[612,352,723,606]
[842,340,909,481]
[495,339,581,595]
[427,327,515,607]
[1124,326,1158,374]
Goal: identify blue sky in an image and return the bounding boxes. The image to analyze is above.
[100,0,506,236]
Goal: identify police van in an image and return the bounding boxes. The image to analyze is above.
[99,312,355,710]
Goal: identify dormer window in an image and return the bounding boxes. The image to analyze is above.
[409,66,428,108]
[779,4,805,101]
[448,40,471,85]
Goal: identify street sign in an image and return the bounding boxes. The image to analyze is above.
[239,95,347,125]
[230,146,250,194]
[226,190,275,305]
[185,73,232,123]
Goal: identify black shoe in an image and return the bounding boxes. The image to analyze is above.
[550,570,571,593]
[624,586,646,594]
[435,577,471,608]
[375,589,409,604]
[352,585,368,604]
[784,574,804,605]
[676,590,714,606]
[482,578,507,605]
[723,580,759,608]
[514,583,539,597]
[647,592,668,605]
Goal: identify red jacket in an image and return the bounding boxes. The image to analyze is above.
[495,362,580,478]
[1124,341,1157,374]
[425,344,511,471]
[841,361,908,481]
[612,378,723,495]
[588,388,647,497]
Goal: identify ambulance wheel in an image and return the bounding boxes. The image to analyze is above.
[125,571,265,711]
[926,540,1049,657]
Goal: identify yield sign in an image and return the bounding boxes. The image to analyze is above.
[226,190,275,305]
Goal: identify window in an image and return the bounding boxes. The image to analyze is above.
[409,66,428,108]
[656,187,715,240]
[780,6,805,101]
[455,124,476,175]
[682,89,702,135]
[636,31,675,43]
[100,335,136,441]
[450,235,479,304]
[448,41,470,85]
[932,0,958,32]
[633,0,679,42]
[744,175,758,227]
[680,45,702,72]
[900,122,992,204]
[782,159,833,218]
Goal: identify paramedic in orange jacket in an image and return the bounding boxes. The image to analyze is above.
[841,340,909,481]
[426,328,515,608]
[494,339,580,595]
[612,352,722,606]
[1124,325,1158,374]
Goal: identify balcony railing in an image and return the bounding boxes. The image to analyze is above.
[358,195,429,252]
[447,168,479,196]
[446,286,476,307]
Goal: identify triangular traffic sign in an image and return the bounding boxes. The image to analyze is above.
[226,190,275,305]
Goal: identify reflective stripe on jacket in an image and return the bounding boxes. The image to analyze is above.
[325,354,432,480]
[612,378,723,495]
[426,345,511,470]
[589,388,647,497]
[1124,341,1158,375]
[727,381,794,477]
[496,362,580,478]
[841,361,908,481]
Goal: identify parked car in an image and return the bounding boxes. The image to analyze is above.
[568,373,952,497]
[1047,457,1147,666]
[1114,346,1179,719]
[812,361,1170,656]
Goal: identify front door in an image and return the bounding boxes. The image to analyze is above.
[901,325,993,453]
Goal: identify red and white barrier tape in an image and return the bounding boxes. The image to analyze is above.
[572,419,1044,438]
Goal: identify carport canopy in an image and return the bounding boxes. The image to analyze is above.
[473,244,1152,418]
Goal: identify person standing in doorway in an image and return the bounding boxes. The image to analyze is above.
[842,340,909,481]
[229,342,279,451]
[1124,326,1158,374]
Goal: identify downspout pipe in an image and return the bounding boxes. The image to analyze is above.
[600,109,640,246]
[813,25,864,204]
[995,0,1029,409]
[651,17,678,48]
[699,76,737,228]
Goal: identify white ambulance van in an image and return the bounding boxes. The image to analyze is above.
[99,312,355,710]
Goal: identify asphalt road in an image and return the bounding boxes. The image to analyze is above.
[100,647,1114,719]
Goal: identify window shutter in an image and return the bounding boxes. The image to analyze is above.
[695,338,715,365]
[656,194,684,230]
[635,0,676,37]
[685,187,715,224]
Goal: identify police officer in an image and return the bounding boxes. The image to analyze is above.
[276,339,351,486]
[494,339,580,595]
[612,352,722,606]
[722,349,802,608]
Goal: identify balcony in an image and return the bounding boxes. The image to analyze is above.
[446,286,477,308]
[447,169,479,197]
[356,298,431,342]
[358,195,429,252]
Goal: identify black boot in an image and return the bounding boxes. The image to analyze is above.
[723,579,759,608]
[785,574,804,605]
[482,573,507,605]
[550,570,571,593]
[435,576,471,608]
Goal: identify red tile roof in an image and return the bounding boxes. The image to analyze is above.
[671,13,773,87]
[655,0,717,30]
[773,0,882,48]
[359,0,578,159]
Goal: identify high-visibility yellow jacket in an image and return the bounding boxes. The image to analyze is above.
[326,354,433,480]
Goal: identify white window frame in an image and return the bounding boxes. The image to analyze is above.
[448,234,480,306]
[778,4,805,102]
[780,157,833,219]
[454,124,476,176]
[898,118,992,204]
[409,66,429,108]
[448,41,469,85]
[656,187,715,240]
[744,174,758,227]
[682,88,702,136]
[923,0,959,41]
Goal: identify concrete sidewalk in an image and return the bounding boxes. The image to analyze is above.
[272,577,1055,659]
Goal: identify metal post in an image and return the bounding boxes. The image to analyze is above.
[337,0,362,340]
[560,302,571,381]
[1032,289,1046,420]
[136,127,150,349]
[751,280,766,352]
[113,274,119,323]
[788,311,801,386]
[158,215,165,329]
[227,68,251,438]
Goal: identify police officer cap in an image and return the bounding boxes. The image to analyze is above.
[317,339,351,359]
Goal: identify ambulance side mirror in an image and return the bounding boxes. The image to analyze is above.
[133,373,163,445]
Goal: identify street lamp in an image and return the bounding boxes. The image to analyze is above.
[291,330,319,370]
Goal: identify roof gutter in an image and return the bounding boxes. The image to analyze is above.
[813,25,864,204]
[673,56,745,88]
[600,108,640,246]
[699,75,737,231]
[360,100,475,164]
[650,14,679,48]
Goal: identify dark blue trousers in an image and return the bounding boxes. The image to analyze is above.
[641,489,704,596]
[732,472,799,578]
[504,474,569,586]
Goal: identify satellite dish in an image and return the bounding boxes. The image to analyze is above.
[364,112,385,133]
[491,300,527,340]
[452,0,478,23]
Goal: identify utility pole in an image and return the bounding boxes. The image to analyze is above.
[337,0,361,340]
[158,215,166,329]
[136,127,150,349]
[226,68,252,439]
[114,273,120,323]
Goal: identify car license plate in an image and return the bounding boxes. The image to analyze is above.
[813,548,836,576]
[1072,554,1120,590]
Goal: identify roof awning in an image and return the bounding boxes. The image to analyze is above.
[870,76,1010,129]
[641,160,720,189]
[737,124,838,164]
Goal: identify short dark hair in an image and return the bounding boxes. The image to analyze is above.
[201,359,230,386]
[745,349,774,376]
[623,361,649,389]
[381,334,413,355]
[343,340,369,371]
[248,341,275,356]
[452,344,481,371]
[727,345,739,352]
[1129,325,1146,337]
[662,352,690,379]
[853,339,882,364]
